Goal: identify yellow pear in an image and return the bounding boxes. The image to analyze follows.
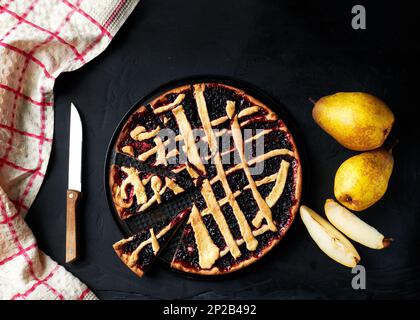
[334,149,394,211]
[313,92,394,151]
[300,205,360,268]
[324,199,392,249]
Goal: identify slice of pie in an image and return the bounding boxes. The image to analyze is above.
[113,208,190,277]
[109,82,302,276]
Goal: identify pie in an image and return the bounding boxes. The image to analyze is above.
[108,82,302,276]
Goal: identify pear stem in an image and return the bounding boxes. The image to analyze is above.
[308,97,316,105]
[383,238,394,248]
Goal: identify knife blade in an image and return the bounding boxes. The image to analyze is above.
[66,102,83,263]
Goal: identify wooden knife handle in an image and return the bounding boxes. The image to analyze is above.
[66,189,81,263]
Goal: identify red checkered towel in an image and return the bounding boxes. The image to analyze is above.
[0,0,139,300]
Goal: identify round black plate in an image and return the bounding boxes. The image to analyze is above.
[104,75,309,279]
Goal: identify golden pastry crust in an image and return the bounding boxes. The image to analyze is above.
[113,243,145,278]
[109,165,128,219]
[149,84,191,110]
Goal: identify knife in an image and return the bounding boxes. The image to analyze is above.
[66,102,83,263]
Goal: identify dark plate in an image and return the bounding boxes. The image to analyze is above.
[104,75,309,279]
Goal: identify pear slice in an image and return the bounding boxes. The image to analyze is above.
[300,205,360,268]
[324,199,392,249]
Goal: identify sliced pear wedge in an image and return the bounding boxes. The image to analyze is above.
[325,199,392,249]
[300,205,360,268]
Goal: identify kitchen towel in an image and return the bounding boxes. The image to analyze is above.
[0,0,139,300]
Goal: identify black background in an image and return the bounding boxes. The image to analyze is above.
[26,0,420,299]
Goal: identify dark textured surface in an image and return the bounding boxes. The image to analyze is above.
[26,0,420,299]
